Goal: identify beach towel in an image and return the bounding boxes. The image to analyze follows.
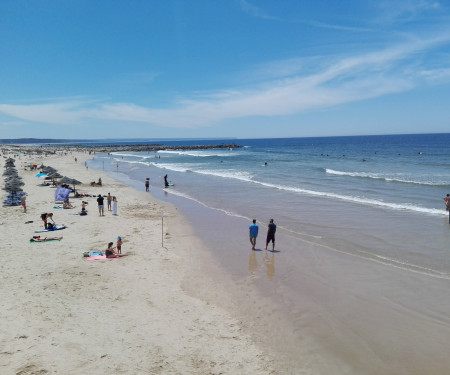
[86,254,121,260]
[30,237,62,243]
[35,225,67,233]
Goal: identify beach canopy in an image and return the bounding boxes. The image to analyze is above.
[55,186,72,202]
[59,177,82,186]
[48,172,63,179]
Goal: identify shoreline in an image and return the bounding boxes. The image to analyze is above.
[3,145,450,374]
[1,149,277,374]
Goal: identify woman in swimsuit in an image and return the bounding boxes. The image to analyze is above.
[105,242,117,258]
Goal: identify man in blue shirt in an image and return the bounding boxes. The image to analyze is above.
[249,219,259,250]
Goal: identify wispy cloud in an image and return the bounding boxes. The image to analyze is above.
[237,0,281,21]
[375,0,442,24]
[1,34,450,129]
[237,0,373,32]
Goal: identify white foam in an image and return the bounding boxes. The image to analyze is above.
[157,150,238,158]
[326,169,448,186]
[251,180,447,216]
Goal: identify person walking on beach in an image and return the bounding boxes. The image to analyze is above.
[164,174,169,188]
[265,219,277,252]
[107,193,112,211]
[249,219,259,250]
[97,194,105,216]
[444,194,450,211]
[145,178,150,192]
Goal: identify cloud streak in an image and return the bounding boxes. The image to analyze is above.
[1,34,449,129]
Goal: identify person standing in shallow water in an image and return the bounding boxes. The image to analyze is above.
[265,219,276,252]
[249,219,258,250]
[145,178,150,192]
[443,194,450,211]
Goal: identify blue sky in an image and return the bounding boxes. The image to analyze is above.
[1,0,450,139]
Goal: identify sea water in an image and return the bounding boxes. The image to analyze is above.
[90,133,450,277]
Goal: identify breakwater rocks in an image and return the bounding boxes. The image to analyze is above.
[87,143,243,153]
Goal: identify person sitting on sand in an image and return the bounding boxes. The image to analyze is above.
[98,178,102,186]
[105,242,117,258]
[81,201,87,214]
[63,199,74,209]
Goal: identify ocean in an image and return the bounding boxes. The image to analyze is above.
[87,133,450,373]
[89,133,450,276]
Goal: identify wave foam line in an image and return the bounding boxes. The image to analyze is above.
[254,180,446,216]
[157,150,237,157]
[122,161,446,216]
[326,169,448,186]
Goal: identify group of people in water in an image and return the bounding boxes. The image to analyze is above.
[144,174,172,191]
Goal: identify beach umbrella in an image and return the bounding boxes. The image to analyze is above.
[59,176,82,191]
[5,175,22,183]
[3,168,18,177]
[41,166,56,173]
[48,172,63,179]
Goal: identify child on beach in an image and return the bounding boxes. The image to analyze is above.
[21,195,26,213]
[116,236,123,254]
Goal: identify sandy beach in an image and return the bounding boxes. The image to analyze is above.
[2,147,450,375]
[0,150,276,375]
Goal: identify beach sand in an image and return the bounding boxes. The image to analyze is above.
[0,152,276,375]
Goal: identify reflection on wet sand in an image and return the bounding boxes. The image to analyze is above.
[265,251,275,280]
[248,249,276,280]
[248,250,258,276]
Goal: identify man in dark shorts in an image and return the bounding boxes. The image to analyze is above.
[145,178,150,192]
[265,218,276,252]
[97,194,105,216]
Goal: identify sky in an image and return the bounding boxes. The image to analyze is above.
[1,0,450,140]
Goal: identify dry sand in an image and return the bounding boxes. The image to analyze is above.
[0,152,276,375]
